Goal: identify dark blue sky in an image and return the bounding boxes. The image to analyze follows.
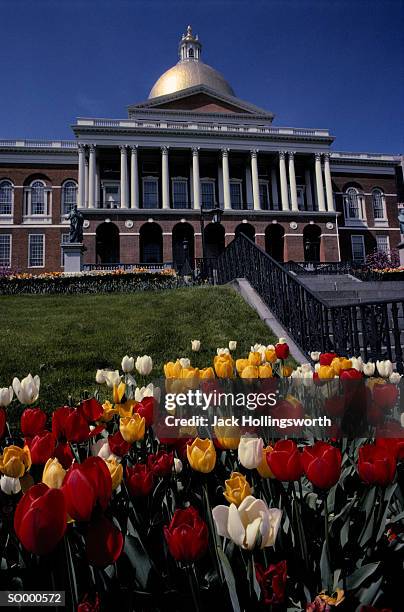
[1,0,403,153]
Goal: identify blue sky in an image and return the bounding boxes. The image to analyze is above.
[0,0,403,152]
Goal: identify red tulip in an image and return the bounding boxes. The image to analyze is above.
[376,437,404,461]
[135,397,155,427]
[372,383,399,410]
[79,398,104,423]
[147,451,174,477]
[367,402,385,426]
[27,430,56,465]
[63,457,112,521]
[0,408,6,438]
[271,398,304,436]
[77,593,100,612]
[54,441,74,470]
[21,408,47,438]
[358,444,396,486]
[52,406,73,439]
[275,342,289,360]
[301,442,342,489]
[86,515,124,567]
[267,440,303,481]
[14,483,67,555]
[319,353,337,366]
[108,431,131,457]
[340,368,363,381]
[324,395,346,417]
[255,560,287,605]
[64,410,90,443]
[126,464,154,497]
[164,506,208,562]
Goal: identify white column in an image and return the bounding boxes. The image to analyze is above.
[192,147,200,209]
[305,168,313,211]
[120,145,129,208]
[95,161,100,207]
[222,148,231,210]
[161,146,170,209]
[323,153,335,212]
[279,151,289,211]
[77,144,86,208]
[315,152,326,212]
[288,151,299,212]
[271,166,279,209]
[88,145,96,209]
[251,149,260,211]
[130,146,139,209]
[84,159,89,207]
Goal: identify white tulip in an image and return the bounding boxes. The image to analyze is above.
[376,360,393,378]
[121,355,134,373]
[314,363,321,372]
[136,356,153,376]
[191,340,201,352]
[0,386,13,407]
[401,412,404,428]
[300,363,313,373]
[95,369,107,384]
[266,344,275,351]
[104,370,121,388]
[91,438,110,458]
[217,348,230,356]
[213,495,282,550]
[0,475,21,495]
[350,356,363,372]
[389,372,402,384]
[12,374,40,405]
[179,357,191,368]
[363,362,375,376]
[134,383,161,403]
[174,458,183,473]
[278,337,287,345]
[238,435,264,469]
[310,351,321,362]
[229,341,237,351]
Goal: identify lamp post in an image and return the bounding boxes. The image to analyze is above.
[200,205,223,280]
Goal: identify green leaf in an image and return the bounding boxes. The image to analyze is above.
[320,540,332,592]
[345,562,380,590]
[217,547,241,612]
[377,484,398,542]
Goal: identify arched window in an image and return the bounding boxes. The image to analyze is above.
[31,180,45,215]
[62,181,77,215]
[372,188,385,220]
[188,47,194,58]
[0,180,13,215]
[344,186,365,222]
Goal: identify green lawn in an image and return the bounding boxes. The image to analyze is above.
[0,286,280,411]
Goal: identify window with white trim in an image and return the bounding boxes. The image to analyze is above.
[0,180,13,215]
[344,187,365,221]
[62,181,77,215]
[376,235,390,254]
[142,178,159,209]
[201,180,215,208]
[28,234,45,267]
[172,178,188,209]
[230,180,243,210]
[259,181,269,210]
[351,235,366,263]
[61,233,70,266]
[372,189,386,220]
[0,235,11,267]
[24,180,52,218]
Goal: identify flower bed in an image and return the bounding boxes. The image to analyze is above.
[0,341,403,611]
[0,268,190,295]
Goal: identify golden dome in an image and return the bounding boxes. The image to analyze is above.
[148,26,235,99]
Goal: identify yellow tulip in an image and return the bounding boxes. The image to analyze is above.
[259,364,273,378]
[104,457,123,490]
[164,360,183,379]
[113,381,126,404]
[42,458,66,489]
[0,445,31,478]
[256,446,275,478]
[187,438,216,473]
[199,367,215,379]
[265,349,277,363]
[100,400,118,422]
[282,365,293,377]
[318,365,336,379]
[118,399,137,418]
[119,413,146,443]
[318,588,345,606]
[240,365,259,379]
[180,367,200,379]
[214,425,241,450]
[165,379,187,394]
[214,355,234,378]
[236,358,249,374]
[248,351,262,366]
[331,357,352,375]
[223,472,252,506]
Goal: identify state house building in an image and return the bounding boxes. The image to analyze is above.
[0,26,403,272]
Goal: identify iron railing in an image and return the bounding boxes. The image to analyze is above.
[217,234,404,371]
[82,263,173,272]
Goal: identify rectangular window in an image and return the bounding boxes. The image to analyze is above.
[172,179,188,209]
[376,235,389,254]
[351,235,366,263]
[143,179,159,209]
[0,183,13,215]
[0,235,11,267]
[29,234,45,267]
[230,181,243,209]
[61,233,69,266]
[201,180,215,209]
[373,192,385,219]
[259,182,269,210]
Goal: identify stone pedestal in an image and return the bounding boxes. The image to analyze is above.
[61,243,85,273]
[398,240,404,266]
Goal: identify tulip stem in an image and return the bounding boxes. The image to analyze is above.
[324,496,332,592]
[186,563,201,612]
[292,482,309,569]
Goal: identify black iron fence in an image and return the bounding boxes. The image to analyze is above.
[283,260,382,281]
[217,234,404,371]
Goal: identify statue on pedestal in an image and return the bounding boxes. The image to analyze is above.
[67,205,84,243]
[398,208,404,236]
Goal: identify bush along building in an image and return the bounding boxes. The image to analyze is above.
[0,25,403,273]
